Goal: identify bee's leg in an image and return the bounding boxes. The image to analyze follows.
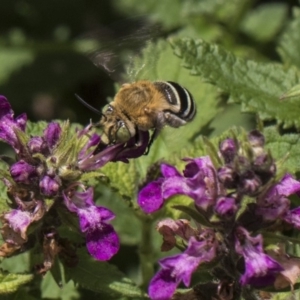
[144,128,160,155]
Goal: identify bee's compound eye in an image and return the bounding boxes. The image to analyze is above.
[116,125,131,143]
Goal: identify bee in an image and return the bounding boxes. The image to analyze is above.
[76,79,196,153]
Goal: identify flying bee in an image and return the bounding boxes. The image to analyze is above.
[76,79,196,153]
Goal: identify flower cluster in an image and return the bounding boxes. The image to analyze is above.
[0,95,149,273]
[138,131,300,300]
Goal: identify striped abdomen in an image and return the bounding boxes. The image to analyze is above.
[153,81,196,125]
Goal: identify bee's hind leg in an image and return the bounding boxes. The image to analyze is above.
[144,128,160,155]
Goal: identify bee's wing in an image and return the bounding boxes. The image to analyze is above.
[83,17,161,82]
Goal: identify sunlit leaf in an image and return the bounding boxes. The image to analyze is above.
[171,38,300,129]
[0,271,33,294]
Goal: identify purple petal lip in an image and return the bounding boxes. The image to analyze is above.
[235,227,283,287]
[149,235,217,300]
[148,269,177,300]
[138,156,217,213]
[62,187,119,260]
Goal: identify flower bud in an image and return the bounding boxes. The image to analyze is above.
[27,137,45,154]
[43,122,61,149]
[248,130,265,148]
[39,175,60,196]
[253,154,276,184]
[10,160,37,184]
[217,166,238,189]
[219,138,237,163]
[239,171,261,196]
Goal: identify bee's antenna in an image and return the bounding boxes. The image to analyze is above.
[75,94,103,116]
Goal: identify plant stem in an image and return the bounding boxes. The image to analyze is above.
[139,218,154,290]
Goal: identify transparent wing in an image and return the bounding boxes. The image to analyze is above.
[82,16,162,82]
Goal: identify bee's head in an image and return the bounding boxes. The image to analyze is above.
[100,104,133,145]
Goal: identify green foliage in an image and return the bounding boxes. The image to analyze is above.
[112,0,184,29]
[171,38,300,129]
[264,126,300,174]
[67,249,146,299]
[278,7,300,69]
[41,271,79,300]
[240,3,288,42]
[0,174,11,215]
[0,271,33,294]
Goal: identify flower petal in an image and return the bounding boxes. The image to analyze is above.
[283,207,300,229]
[138,180,164,213]
[148,269,177,300]
[86,223,119,260]
[161,164,181,178]
[4,210,32,240]
[268,174,300,198]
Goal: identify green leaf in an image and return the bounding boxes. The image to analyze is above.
[0,175,11,215]
[271,290,300,300]
[171,38,300,129]
[278,7,300,69]
[0,251,32,274]
[25,120,48,137]
[0,271,33,294]
[101,160,140,202]
[280,83,300,100]
[172,205,212,227]
[240,3,287,42]
[111,0,183,29]
[41,271,79,300]
[264,126,300,174]
[66,249,146,299]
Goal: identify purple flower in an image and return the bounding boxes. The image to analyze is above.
[138,157,219,213]
[10,160,37,184]
[0,96,27,152]
[43,122,61,149]
[149,231,218,300]
[256,174,300,221]
[214,196,237,218]
[3,210,32,241]
[235,227,283,287]
[219,138,237,163]
[27,136,45,153]
[63,187,119,260]
[78,130,150,171]
[39,175,60,196]
[283,207,300,229]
